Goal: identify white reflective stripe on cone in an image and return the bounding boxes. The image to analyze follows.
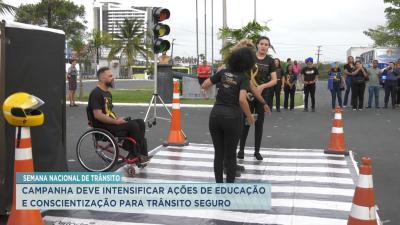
[357,174,374,188]
[172,103,180,109]
[334,113,342,120]
[331,127,343,134]
[18,127,31,139]
[173,93,180,99]
[350,204,377,220]
[15,148,33,160]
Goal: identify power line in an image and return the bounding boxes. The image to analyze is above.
[316,45,323,66]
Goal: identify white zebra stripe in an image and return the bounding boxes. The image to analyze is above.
[349,204,377,220]
[155,151,348,165]
[15,148,33,160]
[168,145,326,152]
[357,174,374,189]
[140,167,354,184]
[149,158,351,174]
[331,127,344,134]
[167,147,344,157]
[98,208,348,225]
[334,113,342,120]
[272,198,351,211]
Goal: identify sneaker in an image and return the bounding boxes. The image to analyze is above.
[254,152,263,160]
[276,108,281,112]
[237,150,244,159]
[236,164,245,172]
[303,108,308,112]
[366,106,372,109]
[376,106,380,109]
[311,108,315,112]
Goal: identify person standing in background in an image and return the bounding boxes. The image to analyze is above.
[268,58,284,112]
[366,60,382,108]
[350,61,368,111]
[343,56,355,107]
[198,60,212,98]
[292,60,302,91]
[327,62,344,111]
[283,64,296,110]
[301,57,319,112]
[383,62,400,109]
[67,59,78,107]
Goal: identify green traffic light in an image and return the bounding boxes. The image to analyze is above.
[154,39,170,53]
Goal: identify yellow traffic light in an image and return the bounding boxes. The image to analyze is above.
[151,7,171,53]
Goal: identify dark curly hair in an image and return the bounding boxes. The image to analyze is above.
[228,47,255,73]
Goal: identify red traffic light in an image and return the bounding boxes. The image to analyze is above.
[153,8,170,22]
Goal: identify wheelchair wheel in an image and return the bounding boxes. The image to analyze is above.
[76,128,119,172]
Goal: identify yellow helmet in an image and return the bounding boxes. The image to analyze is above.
[2,92,45,127]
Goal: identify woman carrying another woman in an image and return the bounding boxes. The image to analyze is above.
[350,61,368,111]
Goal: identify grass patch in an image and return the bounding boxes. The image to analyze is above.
[78,89,304,106]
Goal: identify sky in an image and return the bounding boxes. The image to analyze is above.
[1,0,389,62]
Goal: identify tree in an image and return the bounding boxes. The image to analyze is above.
[88,29,112,69]
[15,0,86,39]
[0,0,16,15]
[218,21,270,59]
[107,18,152,78]
[364,0,400,47]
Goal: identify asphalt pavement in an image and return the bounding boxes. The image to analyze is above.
[60,80,400,224]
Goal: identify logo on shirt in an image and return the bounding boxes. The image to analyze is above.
[221,72,237,88]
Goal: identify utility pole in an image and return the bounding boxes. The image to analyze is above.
[196,0,199,67]
[254,0,256,21]
[211,0,214,73]
[171,38,176,66]
[316,45,322,68]
[222,0,227,48]
[204,0,207,63]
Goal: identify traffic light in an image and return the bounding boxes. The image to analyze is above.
[151,7,170,54]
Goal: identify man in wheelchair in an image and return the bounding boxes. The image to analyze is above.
[87,67,151,163]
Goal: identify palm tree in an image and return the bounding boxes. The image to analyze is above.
[218,21,270,60]
[108,18,152,78]
[0,0,16,15]
[88,29,112,70]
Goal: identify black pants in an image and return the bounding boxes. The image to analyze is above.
[343,77,352,106]
[239,96,266,154]
[397,80,400,104]
[209,105,242,183]
[384,80,397,107]
[284,84,296,110]
[304,83,316,109]
[96,119,147,156]
[268,80,282,110]
[351,82,366,109]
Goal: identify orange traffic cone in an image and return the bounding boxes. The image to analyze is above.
[347,157,378,225]
[324,106,348,155]
[7,127,44,225]
[164,81,188,146]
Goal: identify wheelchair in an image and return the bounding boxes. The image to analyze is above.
[76,108,148,175]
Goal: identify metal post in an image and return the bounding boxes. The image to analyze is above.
[196,0,199,67]
[254,0,256,21]
[171,38,175,66]
[204,0,207,63]
[211,0,214,73]
[222,0,227,48]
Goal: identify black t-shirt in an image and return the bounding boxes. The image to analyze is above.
[344,64,355,77]
[253,55,276,85]
[301,67,319,82]
[210,69,249,107]
[275,67,284,80]
[353,70,365,82]
[88,86,117,127]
